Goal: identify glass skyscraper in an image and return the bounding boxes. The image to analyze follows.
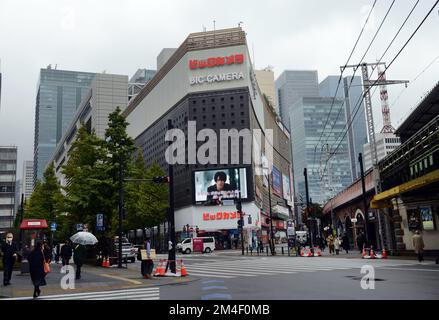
[290,97,353,205]
[319,76,367,180]
[33,67,95,185]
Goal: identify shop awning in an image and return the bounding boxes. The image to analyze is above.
[371,169,439,209]
[20,219,48,230]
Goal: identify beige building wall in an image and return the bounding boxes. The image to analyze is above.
[255,69,276,111]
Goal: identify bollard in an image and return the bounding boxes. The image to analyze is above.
[250,247,253,256]
[266,246,269,256]
[282,247,284,255]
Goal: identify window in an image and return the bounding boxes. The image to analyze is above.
[203,238,214,243]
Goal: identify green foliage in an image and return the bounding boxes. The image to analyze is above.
[62,125,115,233]
[124,153,168,231]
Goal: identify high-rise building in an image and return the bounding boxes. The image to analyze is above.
[0,146,17,231]
[363,133,401,170]
[276,70,319,130]
[319,76,368,180]
[22,160,34,201]
[33,67,95,185]
[290,96,352,205]
[128,69,156,101]
[50,73,128,186]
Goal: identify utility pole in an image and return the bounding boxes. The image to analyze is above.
[358,153,370,247]
[303,168,313,251]
[118,155,124,268]
[267,171,275,255]
[236,170,244,256]
[167,119,176,273]
[344,62,408,250]
[19,193,24,250]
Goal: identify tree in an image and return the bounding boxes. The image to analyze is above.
[124,152,168,236]
[25,163,65,242]
[62,125,115,234]
[104,107,136,233]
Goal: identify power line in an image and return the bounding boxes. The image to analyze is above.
[319,0,439,179]
[312,0,378,168]
[317,0,396,168]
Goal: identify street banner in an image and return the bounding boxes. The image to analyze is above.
[272,166,282,197]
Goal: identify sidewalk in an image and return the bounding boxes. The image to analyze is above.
[0,261,197,299]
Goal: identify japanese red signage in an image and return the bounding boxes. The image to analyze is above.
[203,211,243,221]
[189,54,244,70]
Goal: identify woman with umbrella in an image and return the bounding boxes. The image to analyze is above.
[70,232,98,280]
[28,241,46,298]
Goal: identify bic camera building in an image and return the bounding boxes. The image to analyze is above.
[123,28,294,248]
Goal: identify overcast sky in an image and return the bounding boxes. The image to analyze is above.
[1,0,438,179]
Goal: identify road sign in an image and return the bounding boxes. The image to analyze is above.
[97,214,104,227]
[50,223,57,231]
[76,224,83,231]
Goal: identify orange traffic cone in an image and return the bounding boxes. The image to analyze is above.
[307,249,313,257]
[154,260,166,277]
[180,260,188,277]
[300,248,305,257]
[382,249,388,259]
[362,246,367,258]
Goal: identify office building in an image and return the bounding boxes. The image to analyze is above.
[0,147,17,231]
[128,69,156,101]
[33,67,95,185]
[319,75,368,180]
[276,70,319,130]
[22,160,34,201]
[290,97,352,204]
[364,133,401,170]
[50,73,128,186]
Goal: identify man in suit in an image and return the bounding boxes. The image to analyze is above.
[1,233,18,286]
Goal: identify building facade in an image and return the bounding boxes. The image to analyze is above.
[255,68,277,111]
[363,133,401,170]
[275,70,319,130]
[50,73,128,186]
[33,67,95,185]
[290,97,352,205]
[128,69,156,101]
[0,147,17,231]
[319,76,368,180]
[124,28,294,248]
[22,160,34,201]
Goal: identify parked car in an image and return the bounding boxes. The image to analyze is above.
[177,237,215,254]
[113,242,137,263]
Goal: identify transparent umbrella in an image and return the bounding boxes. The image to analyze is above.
[70,232,98,245]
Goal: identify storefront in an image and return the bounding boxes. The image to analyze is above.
[175,202,261,250]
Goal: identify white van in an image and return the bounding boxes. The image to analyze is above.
[177,237,215,254]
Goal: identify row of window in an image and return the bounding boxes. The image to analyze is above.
[192,95,245,105]
[385,138,400,144]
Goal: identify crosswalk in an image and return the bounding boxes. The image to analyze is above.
[185,257,430,279]
[3,287,160,300]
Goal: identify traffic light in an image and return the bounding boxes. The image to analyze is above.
[153,176,170,183]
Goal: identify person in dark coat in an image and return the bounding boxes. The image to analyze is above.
[356,231,365,252]
[1,233,18,286]
[55,243,61,264]
[342,233,350,254]
[60,240,72,266]
[28,241,47,298]
[73,243,86,280]
[43,241,52,263]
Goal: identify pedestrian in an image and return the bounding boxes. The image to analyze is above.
[73,243,86,280]
[357,231,365,252]
[412,230,425,263]
[55,243,61,264]
[334,236,341,255]
[342,233,350,254]
[28,241,47,298]
[43,241,52,263]
[141,238,154,279]
[326,234,335,255]
[1,233,18,286]
[60,240,72,266]
[258,240,263,253]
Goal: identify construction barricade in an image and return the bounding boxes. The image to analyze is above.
[153,259,188,277]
